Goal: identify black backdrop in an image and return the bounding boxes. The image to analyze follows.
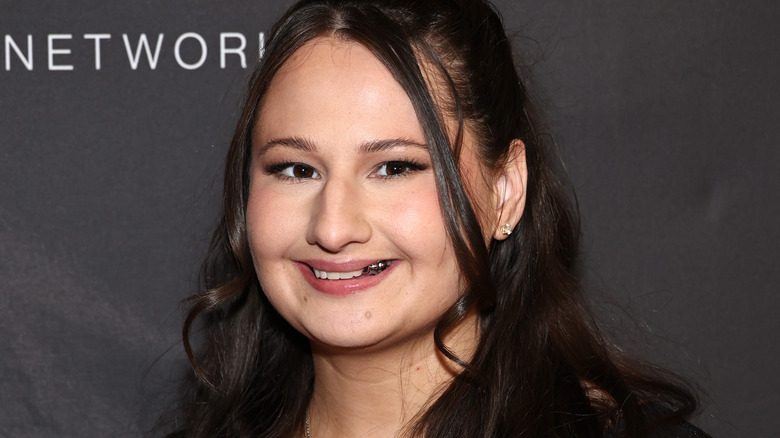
[1,1,777,436]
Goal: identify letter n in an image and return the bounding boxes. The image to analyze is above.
[5,35,33,71]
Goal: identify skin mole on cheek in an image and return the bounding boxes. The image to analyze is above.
[365,311,372,319]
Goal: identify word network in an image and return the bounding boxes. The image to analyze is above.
[2,32,266,71]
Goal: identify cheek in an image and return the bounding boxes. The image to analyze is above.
[383,184,445,245]
[382,183,458,298]
[246,185,303,264]
[245,185,309,321]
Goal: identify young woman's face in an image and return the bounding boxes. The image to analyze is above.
[246,37,490,351]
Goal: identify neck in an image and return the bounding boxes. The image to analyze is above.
[307,312,479,438]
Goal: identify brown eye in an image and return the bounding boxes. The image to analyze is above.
[377,161,409,177]
[387,162,408,175]
[270,163,320,179]
[292,164,315,178]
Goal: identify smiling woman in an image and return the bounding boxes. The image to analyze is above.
[247,39,472,353]
[170,1,708,437]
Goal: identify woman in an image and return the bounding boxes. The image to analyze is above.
[173,0,708,436]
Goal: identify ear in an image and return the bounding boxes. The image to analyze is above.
[492,139,527,240]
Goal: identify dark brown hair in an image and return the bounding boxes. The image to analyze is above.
[174,0,699,436]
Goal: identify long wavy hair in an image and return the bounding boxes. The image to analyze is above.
[173,0,699,436]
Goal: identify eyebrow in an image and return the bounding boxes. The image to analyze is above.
[256,136,427,156]
[256,136,317,156]
[360,138,428,153]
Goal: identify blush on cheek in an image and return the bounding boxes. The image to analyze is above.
[391,189,447,248]
[247,189,303,248]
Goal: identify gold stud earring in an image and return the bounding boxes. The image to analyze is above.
[500,223,512,236]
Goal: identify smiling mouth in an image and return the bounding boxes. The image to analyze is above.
[311,260,392,280]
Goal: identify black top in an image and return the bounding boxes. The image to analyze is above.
[605,412,711,438]
[656,421,711,438]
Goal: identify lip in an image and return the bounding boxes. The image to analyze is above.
[294,259,397,296]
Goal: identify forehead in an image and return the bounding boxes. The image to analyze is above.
[277,36,389,81]
[254,36,425,146]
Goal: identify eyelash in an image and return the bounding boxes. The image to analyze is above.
[263,159,429,181]
[264,162,320,181]
[374,159,429,179]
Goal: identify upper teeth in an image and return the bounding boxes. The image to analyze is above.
[312,260,391,280]
[313,267,364,280]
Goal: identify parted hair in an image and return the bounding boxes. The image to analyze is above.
[173,0,699,437]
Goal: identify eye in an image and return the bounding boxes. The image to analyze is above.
[265,162,320,180]
[284,164,318,179]
[376,161,408,176]
[374,160,427,177]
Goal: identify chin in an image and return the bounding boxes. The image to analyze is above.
[307,331,389,352]
[303,317,438,354]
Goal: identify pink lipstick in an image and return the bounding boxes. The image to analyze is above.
[295,259,396,296]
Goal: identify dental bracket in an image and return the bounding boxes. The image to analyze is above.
[363,260,390,276]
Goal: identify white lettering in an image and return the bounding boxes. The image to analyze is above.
[122,33,164,70]
[83,33,111,70]
[174,32,207,70]
[4,34,33,71]
[219,32,246,69]
[3,31,264,72]
[48,34,73,71]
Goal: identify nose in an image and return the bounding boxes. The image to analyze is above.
[306,176,372,252]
